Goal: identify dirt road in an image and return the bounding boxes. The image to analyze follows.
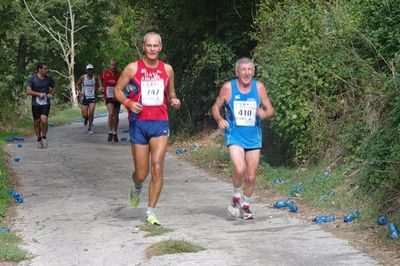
[5,114,377,265]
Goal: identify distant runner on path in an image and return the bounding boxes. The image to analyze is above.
[114,32,181,226]
[99,59,121,142]
[76,64,100,134]
[212,57,275,220]
[26,62,57,149]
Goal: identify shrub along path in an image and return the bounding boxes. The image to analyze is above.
[5,116,377,265]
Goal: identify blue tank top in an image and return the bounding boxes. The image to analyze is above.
[224,79,262,149]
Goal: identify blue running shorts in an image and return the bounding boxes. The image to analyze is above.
[129,120,169,144]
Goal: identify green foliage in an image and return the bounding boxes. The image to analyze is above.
[254,0,400,215]
[357,95,400,196]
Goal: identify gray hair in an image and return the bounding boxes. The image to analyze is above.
[235,57,255,70]
[143,32,162,44]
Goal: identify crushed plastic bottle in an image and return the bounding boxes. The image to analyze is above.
[313,215,336,224]
[343,209,360,223]
[191,145,201,151]
[176,148,187,154]
[13,156,20,162]
[0,226,10,233]
[389,223,399,239]
[17,143,22,148]
[6,137,24,143]
[323,170,331,177]
[290,182,305,196]
[9,191,23,203]
[272,178,284,184]
[288,202,298,213]
[376,216,388,226]
[273,199,293,209]
[13,137,24,142]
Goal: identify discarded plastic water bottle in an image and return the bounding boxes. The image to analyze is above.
[389,223,399,239]
[343,209,360,223]
[13,137,24,142]
[290,183,305,196]
[125,83,138,97]
[273,199,292,209]
[313,215,336,224]
[176,148,187,154]
[13,156,20,162]
[0,226,10,233]
[191,145,201,151]
[323,170,331,177]
[288,202,298,213]
[17,143,22,148]
[272,178,284,184]
[377,216,388,226]
[10,191,23,203]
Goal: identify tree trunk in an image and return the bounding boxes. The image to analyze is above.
[16,34,27,91]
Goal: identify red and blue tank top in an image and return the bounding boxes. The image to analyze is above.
[127,59,169,121]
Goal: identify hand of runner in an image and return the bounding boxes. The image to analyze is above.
[217,119,229,129]
[170,97,181,109]
[132,101,143,113]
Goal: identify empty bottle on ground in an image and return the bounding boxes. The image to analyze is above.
[389,223,399,239]
[313,215,336,224]
[273,199,293,209]
[343,209,360,223]
[376,216,388,226]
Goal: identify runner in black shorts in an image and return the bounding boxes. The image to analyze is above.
[26,62,57,148]
[99,60,121,142]
[76,64,100,134]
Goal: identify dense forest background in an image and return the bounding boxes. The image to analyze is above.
[0,0,399,216]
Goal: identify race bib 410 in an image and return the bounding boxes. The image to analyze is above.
[234,100,257,126]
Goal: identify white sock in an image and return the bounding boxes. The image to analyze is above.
[242,196,251,207]
[146,207,154,216]
[233,187,242,199]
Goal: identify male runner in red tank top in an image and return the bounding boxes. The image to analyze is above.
[99,59,121,142]
[114,32,181,226]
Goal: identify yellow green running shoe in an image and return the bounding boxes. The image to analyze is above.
[129,185,141,208]
[146,214,161,226]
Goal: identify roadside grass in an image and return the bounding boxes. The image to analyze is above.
[138,224,174,237]
[0,149,11,221]
[0,148,27,262]
[0,233,28,262]
[145,239,205,259]
[256,161,390,225]
[49,103,108,126]
[182,147,231,176]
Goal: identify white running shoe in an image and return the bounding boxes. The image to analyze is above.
[41,138,48,149]
[242,205,255,220]
[226,196,243,218]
